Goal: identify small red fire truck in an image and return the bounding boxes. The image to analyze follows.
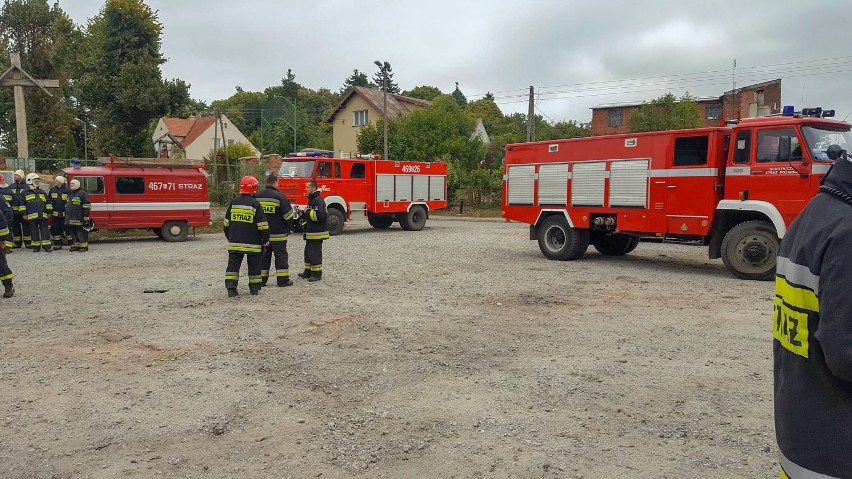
[63,155,211,241]
[501,107,852,280]
[276,152,448,235]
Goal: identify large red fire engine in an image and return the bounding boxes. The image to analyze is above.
[276,152,448,235]
[63,155,211,242]
[501,107,852,280]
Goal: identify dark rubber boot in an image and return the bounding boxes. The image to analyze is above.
[308,271,322,282]
[227,288,238,298]
[277,277,293,287]
[249,286,260,295]
[297,269,311,279]
[69,245,79,252]
[2,279,14,298]
[32,247,40,253]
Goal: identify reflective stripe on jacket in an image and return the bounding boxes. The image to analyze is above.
[224,194,269,253]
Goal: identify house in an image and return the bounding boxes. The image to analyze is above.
[324,86,431,157]
[152,115,260,160]
[589,79,782,136]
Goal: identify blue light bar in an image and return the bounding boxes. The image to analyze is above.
[782,105,795,116]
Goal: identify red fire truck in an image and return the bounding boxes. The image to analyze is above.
[63,155,211,242]
[276,152,448,235]
[501,108,852,280]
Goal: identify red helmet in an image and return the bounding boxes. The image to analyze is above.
[239,175,259,194]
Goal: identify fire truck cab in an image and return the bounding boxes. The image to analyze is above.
[276,152,447,235]
[502,108,852,280]
[64,156,211,242]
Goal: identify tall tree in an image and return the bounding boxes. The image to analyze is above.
[402,85,442,101]
[628,92,701,133]
[372,61,399,94]
[339,68,370,95]
[451,82,467,108]
[73,0,170,156]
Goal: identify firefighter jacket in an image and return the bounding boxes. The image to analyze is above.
[24,187,52,220]
[774,156,852,479]
[223,194,269,253]
[0,184,12,207]
[49,185,72,217]
[64,189,91,226]
[10,179,27,215]
[303,190,328,240]
[256,186,293,242]
[0,203,8,244]
[0,195,12,224]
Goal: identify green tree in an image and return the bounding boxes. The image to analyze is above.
[165,78,198,117]
[372,61,399,94]
[339,68,370,95]
[402,85,442,101]
[451,82,467,108]
[628,92,701,133]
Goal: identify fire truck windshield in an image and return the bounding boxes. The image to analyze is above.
[802,125,852,161]
[278,161,316,178]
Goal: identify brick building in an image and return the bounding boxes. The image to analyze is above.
[589,79,781,136]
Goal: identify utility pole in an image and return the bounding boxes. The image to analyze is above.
[526,85,535,142]
[375,60,388,159]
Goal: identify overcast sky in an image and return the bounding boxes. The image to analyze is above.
[60,0,852,123]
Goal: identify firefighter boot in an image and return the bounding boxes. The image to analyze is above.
[297,268,311,279]
[227,288,238,298]
[260,276,268,287]
[2,279,13,298]
[69,244,79,252]
[277,276,293,287]
[32,245,41,253]
[249,285,260,295]
[308,270,322,282]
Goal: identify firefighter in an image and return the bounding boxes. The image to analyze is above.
[48,176,72,249]
[0,188,12,250]
[774,144,852,479]
[0,204,14,297]
[10,169,30,248]
[65,179,91,252]
[23,173,52,252]
[224,176,270,297]
[297,179,328,282]
[256,173,294,287]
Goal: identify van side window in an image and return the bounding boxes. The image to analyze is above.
[116,176,145,194]
[673,135,709,166]
[733,130,751,164]
[756,128,802,163]
[334,162,342,178]
[317,161,332,178]
[79,176,104,194]
[350,163,366,178]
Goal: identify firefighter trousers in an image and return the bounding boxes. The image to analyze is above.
[303,239,323,275]
[260,241,289,284]
[30,219,51,250]
[11,214,29,247]
[0,247,12,281]
[70,225,88,250]
[225,251,262,290]
[50,216,71,245]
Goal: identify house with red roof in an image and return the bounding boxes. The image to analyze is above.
[152,114,260,160]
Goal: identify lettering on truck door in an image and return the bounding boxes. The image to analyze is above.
[748,127,810,224]
[663,134,717,235]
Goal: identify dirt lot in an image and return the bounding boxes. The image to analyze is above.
[0,218,777,478]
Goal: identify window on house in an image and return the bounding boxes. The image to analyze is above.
[115,176,145,194]
[756,90,765,105]
[673,136,709,166]
[733,130,751,164]
[353,110,368,126]
[78,176,104,195]
[705,103,722,120]
[350,163,366,178]
[756,128,802,163]
[608,109,623,127]
[214,138,222,149]
[227,139,235,146]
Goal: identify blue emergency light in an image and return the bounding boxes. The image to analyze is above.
[782,105,795,116]
[70,157,81,169]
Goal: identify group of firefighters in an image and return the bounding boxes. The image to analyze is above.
[0,170,93,299]
[223,173,328,297]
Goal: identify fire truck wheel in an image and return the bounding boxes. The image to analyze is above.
[160,221,189,242]
[368,214,394,229]
[721,220,779,281]
[400,206,427,231]
[537,216,589,261]
[593,234,639,256]
[327,208,346,236]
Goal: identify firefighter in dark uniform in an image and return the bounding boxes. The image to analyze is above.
[774,145,852,479]
[24,173,52,252]
[256,173,294,287]
[298,179,328,282]
[48,176,72,249]
[224,176,270,297]
[10,169,30,248]
[65,179,91,252]
[0,188,13,250]
[0,203,14,297]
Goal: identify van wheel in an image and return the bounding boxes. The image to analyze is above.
[327,208,345,236]
[153,227,163,239]
[537,216,589,261]
[161,221,189,242]
[593,234,639,256]
[368,213,394,229]
[399,206,427,231]
[721,220,778,280]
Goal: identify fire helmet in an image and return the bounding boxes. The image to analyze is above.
[82,218,95,232]
[55,176,67,185]
[70,179,81,190]
[25,172,40,185]
[239,175,260,195]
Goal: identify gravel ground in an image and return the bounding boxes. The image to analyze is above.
[0,218,777,478]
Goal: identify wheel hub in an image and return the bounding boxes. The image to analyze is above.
[548,227,566,249]
[740,238,770,265]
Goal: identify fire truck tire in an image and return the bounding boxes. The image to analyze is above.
[400,206,427,231]
[327,208,346,236]
[368,214,394,229]
[720,220,779,281]
[152,227,163,239]
[537,217,589,261]
[593,234,639,256]
[161,220,189,242]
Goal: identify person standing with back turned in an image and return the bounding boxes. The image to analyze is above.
[223,176,270,297]
[298,179,328,282]
[65,179,91,252]
[774,144,852,479]
[256,173,294,287]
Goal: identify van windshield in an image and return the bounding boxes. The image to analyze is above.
[278,161,315,178]
[802,125,852,161]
